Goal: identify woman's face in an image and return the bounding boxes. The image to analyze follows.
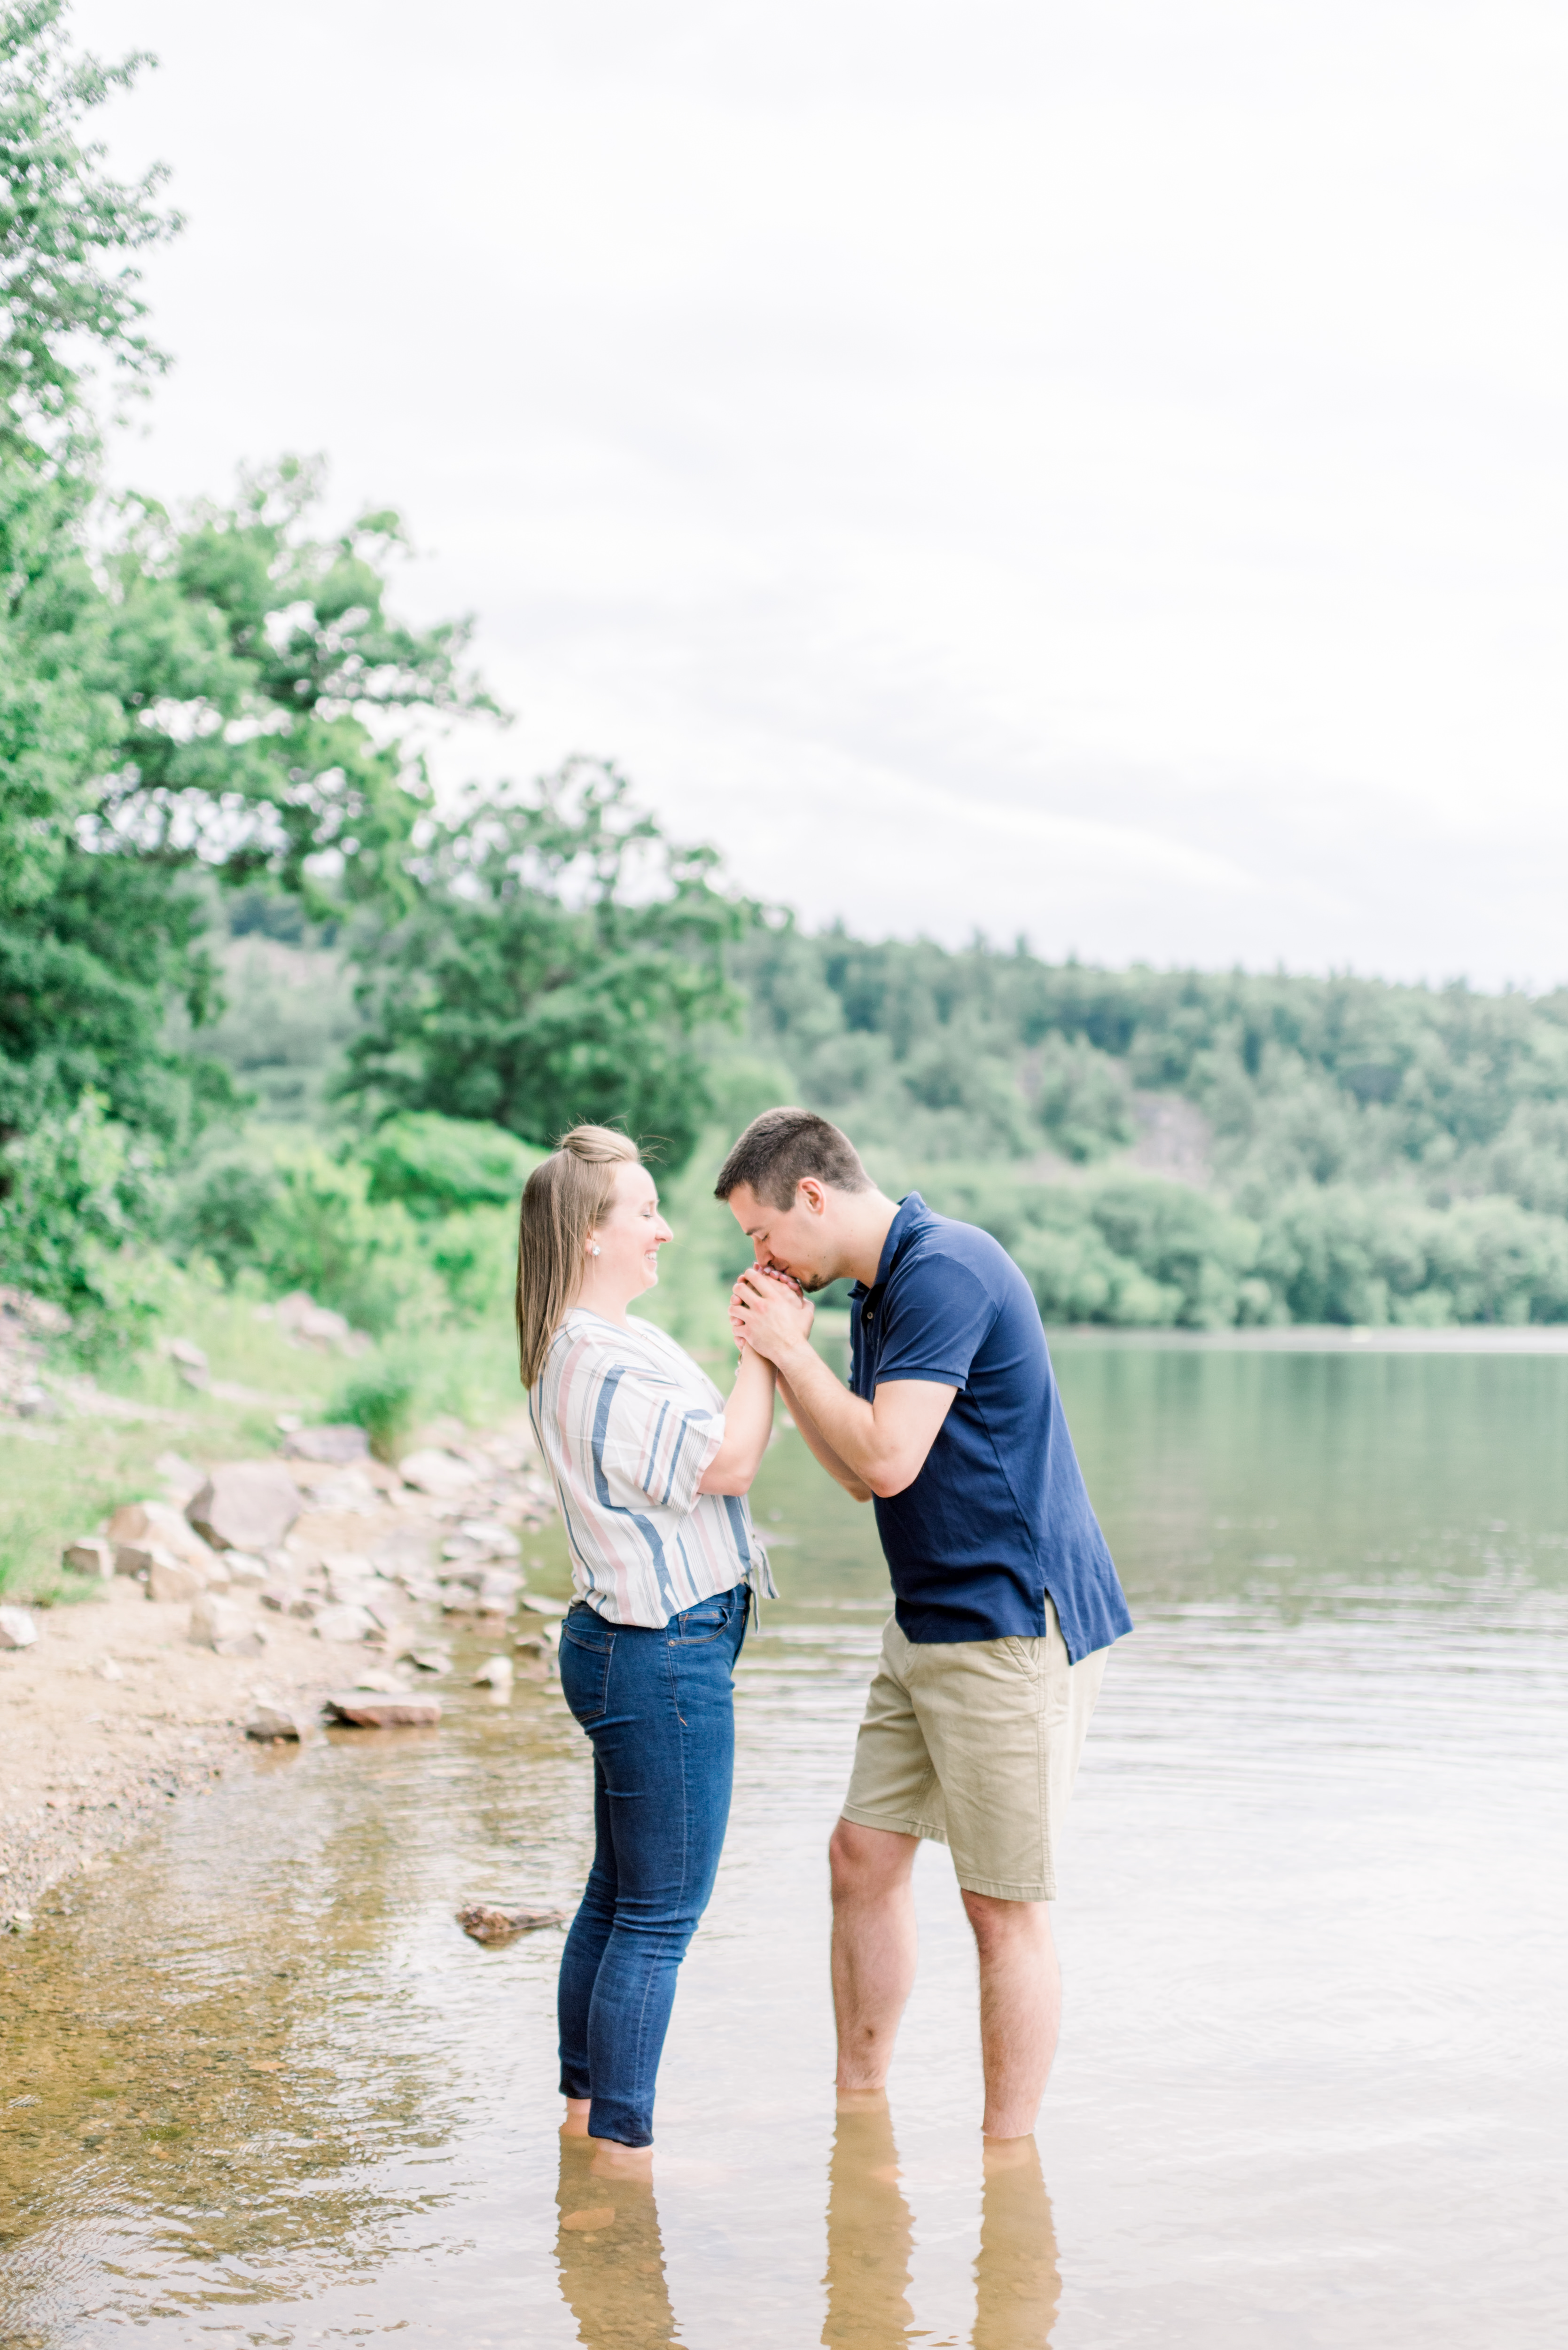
[588,1162,673,1300]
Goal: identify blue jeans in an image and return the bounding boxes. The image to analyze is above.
[556,1581,749,2146]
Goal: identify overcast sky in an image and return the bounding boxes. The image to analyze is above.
[75,0,1568,987]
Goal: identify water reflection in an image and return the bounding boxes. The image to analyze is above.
[555,2134,679,2347]
[975,2138,1060,2350]
[3,1345,1566,2345]
[822,2092,916,2347]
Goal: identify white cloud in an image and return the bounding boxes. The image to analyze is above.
[78,0,1568,985]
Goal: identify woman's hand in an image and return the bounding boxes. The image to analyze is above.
[731,1265,815,1366]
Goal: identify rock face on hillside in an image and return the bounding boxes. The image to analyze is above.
[187,1461,304,1553]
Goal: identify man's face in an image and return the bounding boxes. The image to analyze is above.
[725,1180,844,1292]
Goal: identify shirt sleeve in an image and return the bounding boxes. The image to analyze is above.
[872,1254,998,1392]
[593,1363,725,1515]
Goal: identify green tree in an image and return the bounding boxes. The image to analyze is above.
[341,759,749,1171]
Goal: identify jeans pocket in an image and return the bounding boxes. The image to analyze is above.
[672,1588,742,1645]
[560,1620,614,1721]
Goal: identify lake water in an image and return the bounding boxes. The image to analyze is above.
[3,1339,1567,2348]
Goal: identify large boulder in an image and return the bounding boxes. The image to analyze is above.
[108,1499,218,1573]
[187,1461,302,1554]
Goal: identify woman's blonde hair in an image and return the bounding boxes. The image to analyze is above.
[515,1125,642,1388]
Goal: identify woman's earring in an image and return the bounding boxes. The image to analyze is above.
[589,1243,601,1257]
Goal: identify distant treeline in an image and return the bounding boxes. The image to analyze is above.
[711,933,1568,1327]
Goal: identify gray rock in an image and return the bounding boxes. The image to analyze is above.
[282,1422,371,1464]
[62,1536,114,1578]
[245,1699,311,1740]
[0,1605,38,1650]
[516,1593,568,1619]
[189,1590,268,1657]
[187,1460,303,1554]
[473,1654,514,1690]
[351,1667,408,1694]
[147,1550,209,1605]
[406,1646,452,1674]
[325,1689,441,1727]
[512,1637,553,1681]
[95,1656,124,1681]
[312,1602,375,1644]
[398,1447,480,1498]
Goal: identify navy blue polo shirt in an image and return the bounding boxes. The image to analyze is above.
[849,1194,1131,1661]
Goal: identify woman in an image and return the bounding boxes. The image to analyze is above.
[518,1125,809,2172]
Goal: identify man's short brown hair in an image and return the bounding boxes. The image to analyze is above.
[714,1107,871,1210]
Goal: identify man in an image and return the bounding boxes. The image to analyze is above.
[717,1107,1131,2143]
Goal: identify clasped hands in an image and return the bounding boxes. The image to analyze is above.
[730,1264,815,1363]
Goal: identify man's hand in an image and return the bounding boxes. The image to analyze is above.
[731,1265,815,1363]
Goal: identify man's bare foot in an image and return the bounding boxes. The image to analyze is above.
[589,2136,655,2180]
[561,2098,592,2139]
[981,2132,1038,2175]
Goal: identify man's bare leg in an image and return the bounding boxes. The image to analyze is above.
[561,2097,591,2138]
[829,1819,920,2091]
[961,1891,1061,2138]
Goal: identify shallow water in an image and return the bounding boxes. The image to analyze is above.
[3,1341,1567,2347]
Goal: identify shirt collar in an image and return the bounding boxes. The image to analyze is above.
[851,1193,928,1300]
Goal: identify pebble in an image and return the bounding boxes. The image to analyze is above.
[406,1647,452,1674]
[473,1655,514,1689]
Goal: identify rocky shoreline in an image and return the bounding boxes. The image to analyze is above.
[0,1412,562,1930]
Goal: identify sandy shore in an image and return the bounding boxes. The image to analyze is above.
[0,1418,556,1928]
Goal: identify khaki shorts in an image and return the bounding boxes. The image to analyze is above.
[840,1602,1108,1902]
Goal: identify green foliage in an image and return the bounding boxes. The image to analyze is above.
[0,1089,163,1348]
[342,758,749,1171]
[360,1111,542,1220]
[0,0,176,451]
[328,1357,419,1461]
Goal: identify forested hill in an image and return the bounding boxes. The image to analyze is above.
[718,931,1568,1329]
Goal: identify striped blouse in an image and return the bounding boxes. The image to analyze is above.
[529,1308,776,1629]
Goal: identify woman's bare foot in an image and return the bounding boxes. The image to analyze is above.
[561,2098,592,2139]
[589,2136,655,2180]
